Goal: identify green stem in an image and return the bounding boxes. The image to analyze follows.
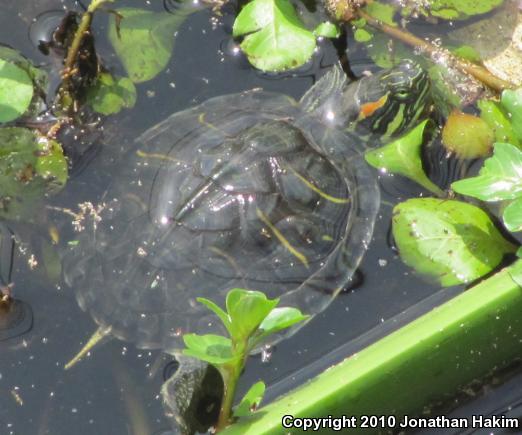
[216,341,248,432]
[356,9,515,92]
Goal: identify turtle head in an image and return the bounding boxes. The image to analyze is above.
[346,60,431,137]
[305,60,430,139]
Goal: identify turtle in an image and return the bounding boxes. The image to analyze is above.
[62,60,431,353]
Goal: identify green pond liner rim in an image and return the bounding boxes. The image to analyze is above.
[222,259,522,434]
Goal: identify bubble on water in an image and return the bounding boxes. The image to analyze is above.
[378,258,388,267]
[261,345,273,363]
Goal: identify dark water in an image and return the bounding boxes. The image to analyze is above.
[0,0,504,434]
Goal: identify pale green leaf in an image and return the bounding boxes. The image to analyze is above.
[502,197,522,232]
[500,88,522,143]
[182,334,235,365]
[0,59,33,122]
[313,22,340,38]
[478,100,519,147]
[233,0,316,72]
[365,120,444,196]
[393,198,516,286]
[452,143,522,201]
[87,72,136,115]
[354,28,373,42]
[197,297,232,336]
[234,381,265,417]
[251,307,309,347]
[108,7,191,83]
[225,288,279,341]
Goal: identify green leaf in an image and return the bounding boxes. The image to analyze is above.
[225,288,279,341]
[403,0,503,20]
[502,197,522,232]
[87,72,136,115]
[234,381,265,417]
[182,334,235,365]
[108,7,191,83]
[0,58,34,123]
[233,0,316,72]
[251,307,309,346]
[452,143,522,201]
[450,45,481,62]
[392,198,516,286]
[313,22,340,38]
[500,88,522,143]
[365,121,444,196]
[365,1,397,26]
[354,28,373,42]
[197,297,233,336]
[442,110,494,159]
[0,127,68,221]
[478,100,519,147]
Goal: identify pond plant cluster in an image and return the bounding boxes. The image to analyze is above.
[1,0,522,433]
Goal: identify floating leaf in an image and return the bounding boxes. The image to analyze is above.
[108,7,193,83]
[0,58,34,123]
[233,0,316,72]
[182,334,235,365]
[86,72,136,115]
[234,381,265,417]
[393,198,516,286]
[478,100,519,147]
[452,143,522,201]
[0,127,68,221]
[503,198,522,232]
[365,120,444,196]
[500,88,522,143]
[314,22,340,38]
[365,1,397,26]
[442,110,494,159]
[450,45,481,62]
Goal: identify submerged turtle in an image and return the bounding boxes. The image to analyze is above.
[63,60,430,352]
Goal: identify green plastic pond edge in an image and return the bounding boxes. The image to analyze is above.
[223,259,522,434]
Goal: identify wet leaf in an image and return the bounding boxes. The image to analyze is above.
[365,121,444,196]
[0,127,68,221]
[442,110,494,159]
[86,72,136,115]
[314,21,340,38]
[478,100,519,147]
[225,288,278,341]
[503,198,522,232]
[183,334,235,365]
[0,58,34,123]
[234,381,265,417]
[452,143,522,201]
[450,45,481,62]
[108,7,191,83]
[393,198,516,286]
[251,307,309,346]
[365,1,397,26]
[233,0,316,72]
[500,88,522,143]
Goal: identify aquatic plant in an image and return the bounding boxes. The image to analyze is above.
[183,288,308,431]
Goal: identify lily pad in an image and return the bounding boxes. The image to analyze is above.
[393,198,516,286]
[365,120,444,196]
[108,7,194,83]
[233,0,317,72]
[0,60,33,123]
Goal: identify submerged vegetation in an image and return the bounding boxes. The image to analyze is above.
[1,0,522,433]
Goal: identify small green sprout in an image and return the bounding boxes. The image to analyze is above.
[182,288,309,431]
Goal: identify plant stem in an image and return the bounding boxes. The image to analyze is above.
[61,0,111,102]
[215,341,248,432]
[356,9,515,92]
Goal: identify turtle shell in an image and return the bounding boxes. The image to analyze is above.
[63,89,379,351]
